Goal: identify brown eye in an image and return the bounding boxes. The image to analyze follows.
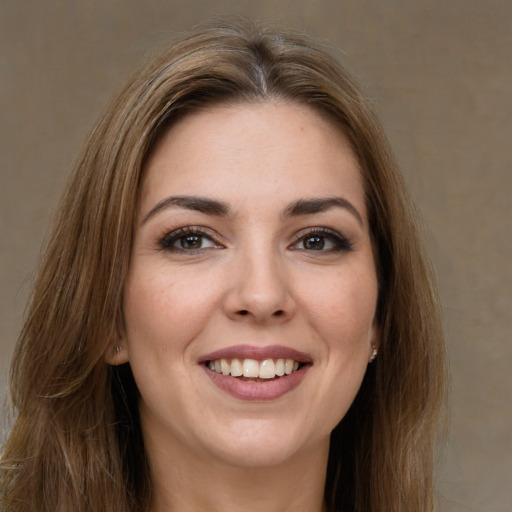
[290,228,354,253]
[303,236,325,250]
[159,227,222,252]
[180,235,203,249]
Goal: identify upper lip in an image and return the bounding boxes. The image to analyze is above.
[198,344,312,364]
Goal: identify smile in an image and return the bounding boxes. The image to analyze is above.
[199,345,312,401]
[207,358,301,379]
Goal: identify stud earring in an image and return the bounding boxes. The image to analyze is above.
[369,346,378,363]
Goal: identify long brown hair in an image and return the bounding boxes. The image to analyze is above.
[1,19,446,512]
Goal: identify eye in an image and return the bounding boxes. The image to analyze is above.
[159,227,222,252]
[291,228,354,253]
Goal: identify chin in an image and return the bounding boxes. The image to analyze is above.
[198,417,328,469]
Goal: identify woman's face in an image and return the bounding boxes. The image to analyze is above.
[118,101,379,469]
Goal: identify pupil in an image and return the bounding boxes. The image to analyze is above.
[181,235,201,249]
[304,236,324,250]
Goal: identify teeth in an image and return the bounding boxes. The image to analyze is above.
[231,358,243,377]
[243,359,260,378]
[207,357,302,379]
[259,359,276,379]
[220,358,230,375]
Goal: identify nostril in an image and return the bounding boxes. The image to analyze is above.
[235,309,286,318]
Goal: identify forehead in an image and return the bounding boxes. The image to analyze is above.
[140,101,366,220]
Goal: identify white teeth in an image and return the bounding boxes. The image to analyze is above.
[275,358,285,376]
[284,359,294,375]
[243,359,260,378]
[207,357,302,378]
[259,359,276,379]
[220,358,230,375]
[230,358,243,377]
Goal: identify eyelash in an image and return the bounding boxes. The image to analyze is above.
[158,226,222,253]
[158,226,354,254]
[290,227,354,253]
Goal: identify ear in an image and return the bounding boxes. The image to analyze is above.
[104,339,129,366]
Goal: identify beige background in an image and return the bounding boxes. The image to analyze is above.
[1,1,511,510]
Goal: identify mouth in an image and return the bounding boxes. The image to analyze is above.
[199,345,312,400]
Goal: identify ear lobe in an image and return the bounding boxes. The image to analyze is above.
[368,321,380,363]
[369,344,378,363]
[104,341,129,366]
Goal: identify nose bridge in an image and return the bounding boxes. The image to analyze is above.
[225,235,293,322]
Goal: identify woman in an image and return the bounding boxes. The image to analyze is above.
[1,19,446,512]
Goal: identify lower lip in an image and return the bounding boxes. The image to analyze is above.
[203,365,309,401]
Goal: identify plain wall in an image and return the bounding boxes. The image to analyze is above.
[1,1,511,510]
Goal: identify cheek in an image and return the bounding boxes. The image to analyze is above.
[122,263,221,354]
[295,266,378,346]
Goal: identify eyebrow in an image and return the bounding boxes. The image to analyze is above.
[141,195,231,225]
[141,194,363,226]
[282,197,363,225]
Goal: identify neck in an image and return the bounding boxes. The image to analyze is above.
[146,431,329,512]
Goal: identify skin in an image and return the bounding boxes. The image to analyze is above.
[109,101,379,512]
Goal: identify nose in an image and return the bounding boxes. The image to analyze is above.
[223,246,296,324]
